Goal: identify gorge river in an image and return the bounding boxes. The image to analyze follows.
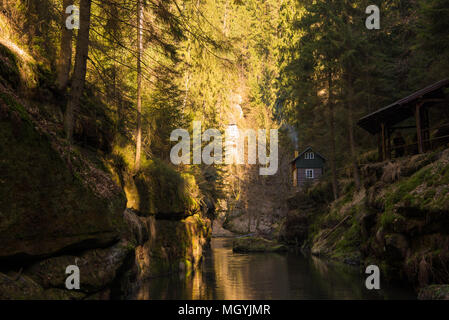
[132,238,416,300]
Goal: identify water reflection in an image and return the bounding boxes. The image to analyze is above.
[132,238,415,300]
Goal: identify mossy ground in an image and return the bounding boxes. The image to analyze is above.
[233,237,287,253]
[305,184,363,265]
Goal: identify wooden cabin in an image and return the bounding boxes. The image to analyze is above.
[291,147,326,188]
[358,79,449,161]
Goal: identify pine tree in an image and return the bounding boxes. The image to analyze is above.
[135,0,143,171]
[56,0,73,91]
[65,0,92,142]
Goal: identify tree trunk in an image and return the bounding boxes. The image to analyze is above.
[182,46,191,110]
[328,73,339,200]
[64,0,92,142]
[134,0,143,171]
[348,111,361,190]
[346,80,361,190]
[56,0,73,91]
[223,0,229,36]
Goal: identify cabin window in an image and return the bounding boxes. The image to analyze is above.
[306,169,314,179]
[305,152,315,160]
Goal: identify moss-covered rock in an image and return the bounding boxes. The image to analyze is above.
[0,272,87,300]
[111,140,201,218]
[25,240,134,294]
[418,285,449,300]
[232,237,287,253]
[0,272,45,300]
[123,209,149,245]
[0,92,126,261]
[133,214,211,280]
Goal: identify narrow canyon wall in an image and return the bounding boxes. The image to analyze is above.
[0,87,211,300]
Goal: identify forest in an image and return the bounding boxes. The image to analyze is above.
[1,0,449,301]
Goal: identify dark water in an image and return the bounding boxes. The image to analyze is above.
[132,238,416,300]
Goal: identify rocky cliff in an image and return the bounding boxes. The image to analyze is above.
[0,43,212,300]
[222,148,291,238]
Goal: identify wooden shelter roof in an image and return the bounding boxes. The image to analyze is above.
[358,79,449,135]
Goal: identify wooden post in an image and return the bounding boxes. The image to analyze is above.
[386,128,391,160]
[422,107,430,151]
[381,123,386,161]
[415,102,424,154]
[377,133,383,162]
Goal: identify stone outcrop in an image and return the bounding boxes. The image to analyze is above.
[0,216,133,300]
[134,215,210,278]
[0,208,211,300]
[25,240,133,294]
[360,150,449,287]
[0,91,126,261]
[281,182,333,247]
[232,237,287,253]
[212,218,236,238]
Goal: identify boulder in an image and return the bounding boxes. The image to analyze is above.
[0,272,85,300]
[133,214,211,280]
[232,237,287,253]
[25,240,134,294]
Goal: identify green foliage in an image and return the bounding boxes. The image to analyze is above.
[358,150,379,165]
[331,220,361,263]
[0,92,30,123]
[3,0,448,244]
[129,158,200,215]
[0,44,20,88]
[412,0,449,83]
[15,0,58,67]
[277,0,449,182]
[305,180,334,204]
[380,154,449,230]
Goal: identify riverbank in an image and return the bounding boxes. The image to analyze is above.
[282,150,449,298]
[130,238,415,299]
